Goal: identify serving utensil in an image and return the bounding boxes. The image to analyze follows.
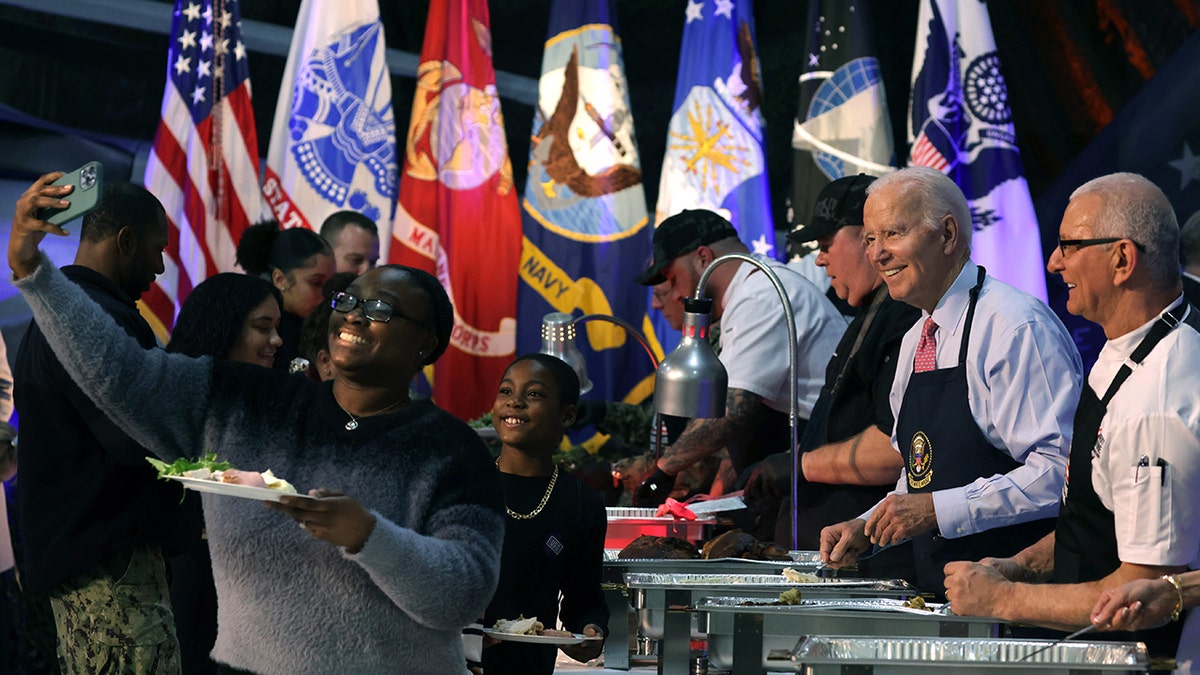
[1016,624,1097,661]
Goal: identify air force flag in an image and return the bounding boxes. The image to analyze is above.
[909,0,1048,301]
[656,0,777,261]
[263,0,396,247]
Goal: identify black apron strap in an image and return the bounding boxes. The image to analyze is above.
[1100,301,1191,405]
[957,266,987,366]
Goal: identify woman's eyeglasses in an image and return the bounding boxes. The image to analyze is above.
[331,291,431,330]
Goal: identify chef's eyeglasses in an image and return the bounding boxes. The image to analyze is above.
[331,291,432,330]
[1057,237,1145,257]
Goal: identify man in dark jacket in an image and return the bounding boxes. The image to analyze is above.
[13,179,182,673]
[746,175,920,573]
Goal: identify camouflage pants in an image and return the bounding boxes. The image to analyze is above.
[49,545,180,675]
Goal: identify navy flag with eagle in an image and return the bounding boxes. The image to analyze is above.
[515,0,657,435]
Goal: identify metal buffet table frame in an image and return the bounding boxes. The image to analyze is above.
[622,573,914,675]
[600,553,826,671]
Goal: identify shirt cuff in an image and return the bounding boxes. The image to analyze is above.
[932,487,972,538]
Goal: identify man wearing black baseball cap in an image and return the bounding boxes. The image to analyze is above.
[633,209,846,506]
[746,174,922,564]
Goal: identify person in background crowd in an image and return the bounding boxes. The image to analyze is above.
[169,274,284,368]
[294,272,358,382]
[165,273,284,674]
[12,179,183,673]
[745,175,920,576]
[820,166,1083,595]
[1178,208,1200,307]
[484,354,607,675]
[0,331,16,673]
[944,173,1200,667]
[12,173,505,674]
[632,209,845,506]
[319,210,380,276]
[235,221,334,371]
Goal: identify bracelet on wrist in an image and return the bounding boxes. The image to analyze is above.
[1162,574,1185,623]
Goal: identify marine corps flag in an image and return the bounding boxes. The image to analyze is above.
[516,0,656,414]
[390,0,523,420]
[262,0,397,244]
[656,0,775,260]
[790,0,895,252]
[908,0,1048,301]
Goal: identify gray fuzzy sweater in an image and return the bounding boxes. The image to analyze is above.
[17,254,504,675]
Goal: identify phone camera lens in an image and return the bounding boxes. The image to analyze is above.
[81,166,97,190]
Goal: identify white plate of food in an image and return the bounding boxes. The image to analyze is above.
[166,475,298,502]
[480,628,600,645]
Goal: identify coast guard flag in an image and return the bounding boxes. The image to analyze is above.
[908,0,1048,301]
[144,0,265,334]
[790,0,895,249]
[516,0,656,418]
[652,0,775,355]
[262,0,396,249]
[390,0,523,420]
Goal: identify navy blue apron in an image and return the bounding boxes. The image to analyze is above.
[895,267,1053,593]
[1053,301,1196,659]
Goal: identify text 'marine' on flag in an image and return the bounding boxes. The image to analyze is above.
[656,0,776,260]
[789,0,895,260]
[516,0,657,424]
[908,0,1048,302]
[144,0,264,335]
[262,0,397,253]
[390,0,523,421]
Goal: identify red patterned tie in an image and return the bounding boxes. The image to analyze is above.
[913,317,939,373]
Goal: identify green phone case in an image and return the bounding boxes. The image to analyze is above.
[38,161,104,226]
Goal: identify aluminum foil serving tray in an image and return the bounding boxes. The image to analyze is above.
[604,548,823,564]
[602,551,826,585]
[774,635,1148,674]
[624,572,910,593]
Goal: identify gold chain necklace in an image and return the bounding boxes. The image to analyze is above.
[496,459,559,520]
[334,393,408,431]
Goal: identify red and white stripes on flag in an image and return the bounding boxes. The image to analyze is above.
[144,0,264,333]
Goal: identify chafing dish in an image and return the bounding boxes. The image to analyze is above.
[605,507,716,549]
[771,635,1148,674]
[624,572,915,675]
[697,596,1003,673]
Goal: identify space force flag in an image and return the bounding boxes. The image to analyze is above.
[791,0,895,242]
[263,0,397,247]
[144,0,265,333]
[516,0,656,413]
[390,0,524,421]
[656,0,776,260]
[908,0,1048,301]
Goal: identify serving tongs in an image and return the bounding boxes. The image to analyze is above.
[1015,624,1097,661]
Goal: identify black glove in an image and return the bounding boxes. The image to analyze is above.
[633,467,675,507]
[571,399,609,430]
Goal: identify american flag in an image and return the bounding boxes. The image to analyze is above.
[143,0,263,333]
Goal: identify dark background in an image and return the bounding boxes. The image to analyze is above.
[2,0,1197,226]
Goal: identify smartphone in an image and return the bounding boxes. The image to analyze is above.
[37,161,104,227]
